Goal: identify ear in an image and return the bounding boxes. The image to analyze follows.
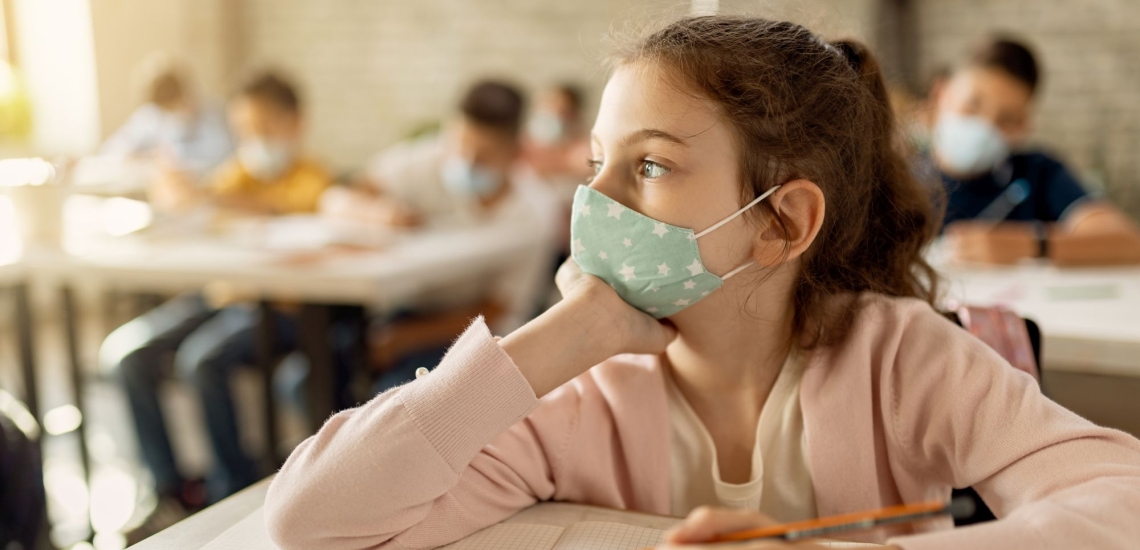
[751,179,825,268]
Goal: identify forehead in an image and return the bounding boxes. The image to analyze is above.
[452,118,513,146]
[945,66,1033,107]
[593,63,723,142]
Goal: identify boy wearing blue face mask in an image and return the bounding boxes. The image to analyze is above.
[320,80,555,389]
[928,37,1140,265]
[323,80,548,229]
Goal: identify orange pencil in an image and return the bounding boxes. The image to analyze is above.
[657,497,974,547]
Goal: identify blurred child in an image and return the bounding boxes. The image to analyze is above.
[101,71,332,540]
[101,54,233,178]
[521,83,595,273]
[928,37,1140,265]
[321,80,554,389]
[522,83,593,182]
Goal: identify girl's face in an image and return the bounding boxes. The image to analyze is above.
[588,63,761,278]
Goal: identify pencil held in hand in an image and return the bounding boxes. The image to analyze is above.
[657,497,975,548]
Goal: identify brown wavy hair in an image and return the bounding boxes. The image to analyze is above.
[611,16,941,348]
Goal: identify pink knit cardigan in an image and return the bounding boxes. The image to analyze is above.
[265,294,1140,549]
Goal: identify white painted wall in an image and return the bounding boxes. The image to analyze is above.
[11,0,101,156]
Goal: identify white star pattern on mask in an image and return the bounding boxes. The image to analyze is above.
[572,239,585,256]
[701,291,710,296]
[623,238,632,247]
[581,204,591,216]
[652,223,669,238]
[607,202,623,219]
[686,259,703,276]
[619,263,636,281]
[683,279,696,290]
[687,233,696,242]
[649,286,659,292]
[673,298,690,307]
[647,307,659,313]
[598,251,608,260]
[657,262,670,276]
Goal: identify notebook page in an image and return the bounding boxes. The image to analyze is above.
[437,523,565,550]
[552,522,666,550]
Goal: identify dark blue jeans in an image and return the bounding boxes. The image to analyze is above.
[101,294,298,502]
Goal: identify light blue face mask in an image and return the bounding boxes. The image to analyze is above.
[570,184,779,318]
[440,157,503,199]
[933,112,1010,176]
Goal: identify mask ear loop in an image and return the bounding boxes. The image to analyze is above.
[693,185,781,239]
[693,185,781,281]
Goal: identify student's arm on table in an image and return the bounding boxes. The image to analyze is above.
[884,304,1140,550]
[318,181,421,227]
[946,204,1140,267]
[265,264,674,550]
[148,164,204,213]
[1048,201,1140,266]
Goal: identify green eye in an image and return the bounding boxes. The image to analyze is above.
[642,160,670,179]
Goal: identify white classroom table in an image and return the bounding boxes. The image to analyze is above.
[48,216,546,440]
[35,217,547,308]
[935,259,1140,379]
[5,217,549,512]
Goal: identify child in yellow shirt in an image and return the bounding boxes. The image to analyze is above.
[103,71,335,543]
[151,72,331,215]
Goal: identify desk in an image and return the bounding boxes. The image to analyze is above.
[936,260,1140,378]
[131,477,272,550]
[28,216,548,457]
[130,478,683,550]
[137,478,882,549]
[53,219,547,453]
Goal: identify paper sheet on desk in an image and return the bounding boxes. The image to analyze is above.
[197,509,878,550]
[231,215,393,252]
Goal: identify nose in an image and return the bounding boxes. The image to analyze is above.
[586,167,631,209]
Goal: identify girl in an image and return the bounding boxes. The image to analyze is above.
[266,17,1140,550]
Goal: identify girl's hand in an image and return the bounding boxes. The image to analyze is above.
[501,258,676,397]
[658,507,901,549]
[554,259,676,356]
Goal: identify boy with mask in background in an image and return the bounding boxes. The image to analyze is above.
[522,83,593,182]
[320,80,553,391]
[928,37,1140,265]
[102,72,332,542]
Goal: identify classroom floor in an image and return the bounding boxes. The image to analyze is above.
[2,290,1139,550]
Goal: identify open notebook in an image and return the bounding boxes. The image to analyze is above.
[440,521,877,550]
[201,508,876,549]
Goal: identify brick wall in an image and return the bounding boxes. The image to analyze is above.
[915,0,1140,217]
[237,0,646,170]
[236,0,880,171]
[215,0,1140,217]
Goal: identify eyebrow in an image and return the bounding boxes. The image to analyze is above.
[592,128,689,149]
